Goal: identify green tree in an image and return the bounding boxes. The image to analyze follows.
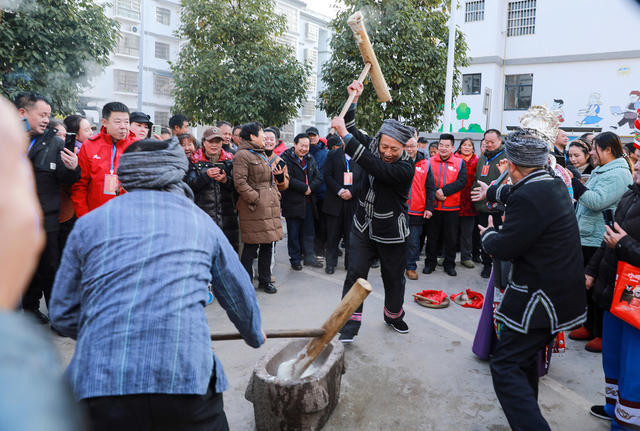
[172,0,309,126]
[456,102,470,129]
[0,0,119,114]
[319,0,468,133]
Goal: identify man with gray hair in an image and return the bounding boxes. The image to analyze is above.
[330,79,414,342]
[50,138,264,430]
[476,129,586,431]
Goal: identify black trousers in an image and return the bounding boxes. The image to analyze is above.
[490,327,554,431]
[241,243,273,285]
[23,230,59,311]
[83,372,228,431]
[582,245,603,337]
[425,210,459,270]
[325,205,354,269]
[314,198,327,256]
[341,226,406,328]
[478,213,503,267]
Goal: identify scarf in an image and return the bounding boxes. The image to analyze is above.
[117,138,194,199]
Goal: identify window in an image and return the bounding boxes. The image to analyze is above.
[306,23,318,42]
[116,33,139,57]
[507,0,536,37]
[153,74,172,96]
[304,48,318,71]
[302,101,316,118]
[277,33,297,51]
[114,70,138,93]
[156,7,170,25]
[154,111,169,127]
[462,73,481,95]
[307,75,317,101]
[276,3,298,34]
[504,74,533,110]
[155,42,170,60]
[115,0,140,20]
[465,0,485,22]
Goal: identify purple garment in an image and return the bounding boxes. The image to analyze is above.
[74,140,82,152]
[472,270,497,360]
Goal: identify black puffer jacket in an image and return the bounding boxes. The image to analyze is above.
[280,147,322,219]
[28,126,81,232]
[185,159,239,251]
[586,183,640,309]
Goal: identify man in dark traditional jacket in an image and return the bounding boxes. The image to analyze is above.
[330,80,414,342]
[478,129,587,431]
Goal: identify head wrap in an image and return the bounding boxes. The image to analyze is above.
[378,119,414,146]
[117,137,194,199]
[504,129,549,167]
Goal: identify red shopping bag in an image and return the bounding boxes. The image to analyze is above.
[611,261,640,329]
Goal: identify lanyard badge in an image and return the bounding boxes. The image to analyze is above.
[104,143,119,195]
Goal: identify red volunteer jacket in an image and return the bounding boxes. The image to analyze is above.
[70,127,137,217]
[430,153,466,211]
[407,158,430,216]
[273,140,288,156]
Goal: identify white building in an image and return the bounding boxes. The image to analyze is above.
[79,0,180,128]
[275,0,332,142]
[445,0,640,137]
[79,0,332,141]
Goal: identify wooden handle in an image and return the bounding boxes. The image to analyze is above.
[210,328,326,341]
[329,63,371,135]
[292,278,372,378]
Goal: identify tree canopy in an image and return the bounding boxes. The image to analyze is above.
[319,0,468,133]
[0,0,119,114]
[172,0,309,127]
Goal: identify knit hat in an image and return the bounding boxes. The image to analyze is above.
[379,119,413,145]
[118,138,193,199]
[504,128,549,167]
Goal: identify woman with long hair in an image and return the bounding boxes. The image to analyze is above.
[568,139,594,175]
[570,131,633,352]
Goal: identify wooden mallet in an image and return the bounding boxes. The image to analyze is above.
[331,11,391,132]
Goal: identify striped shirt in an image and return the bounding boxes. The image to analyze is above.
[50,190,263,399]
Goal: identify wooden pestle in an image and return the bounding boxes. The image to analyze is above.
[291,278,372,378]
[210,328,325,341]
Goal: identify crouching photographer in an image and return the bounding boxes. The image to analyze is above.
[584,157,640,428]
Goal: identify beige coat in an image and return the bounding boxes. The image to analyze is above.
[233,140,283,244]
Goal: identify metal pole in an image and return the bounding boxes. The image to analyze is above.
[442,0,457,133]
[137,0,145,111]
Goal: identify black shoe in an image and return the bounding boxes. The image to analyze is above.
[25,309,49,325]
[259,283,277,294]
[444,267,457,277]
[480,265,491,279]
[304,260,323,268]
[371,259,380,268]
[386,318,409,334]
[325,266,335,274]
[422,266,435,274]
[589,405,611,421]
[339,320,360,343]
[291,263,303,271]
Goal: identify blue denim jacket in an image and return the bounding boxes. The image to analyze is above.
[50,190,263,399]
[0,311,84,430]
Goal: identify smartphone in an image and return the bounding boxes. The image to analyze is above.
[65,133,76,152]
[603,209,615,229]
[23,117,31,132]
[152,125,162,136]
[277,160,286,170]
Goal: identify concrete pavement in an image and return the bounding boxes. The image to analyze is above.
[51,240,609,430]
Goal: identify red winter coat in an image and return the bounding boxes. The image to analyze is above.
[430,153,466,211]
[71,127,137,217]
[273,140,288,156]
[458,152,478,216]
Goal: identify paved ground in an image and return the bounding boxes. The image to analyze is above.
[51,240,609,430]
